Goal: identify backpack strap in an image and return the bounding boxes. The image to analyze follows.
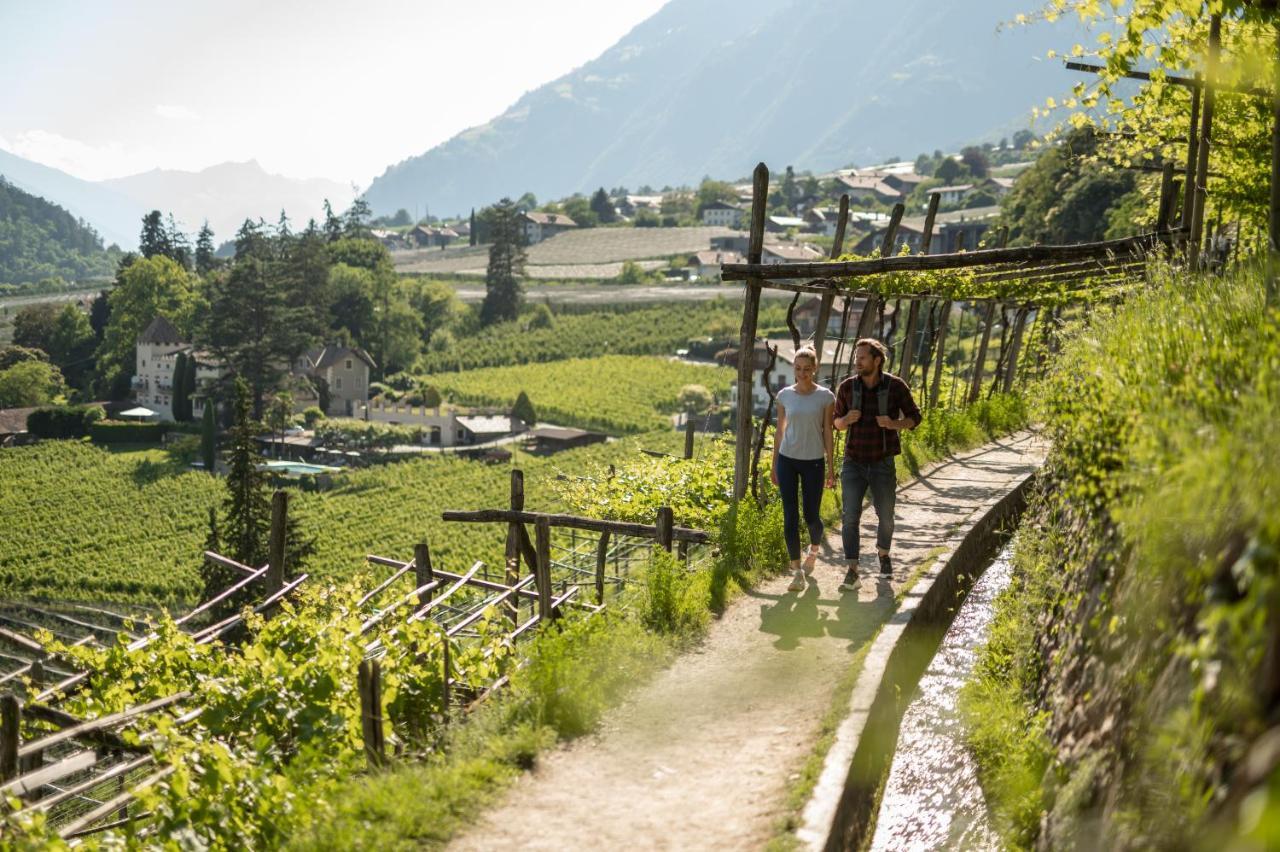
[877,375,892,418]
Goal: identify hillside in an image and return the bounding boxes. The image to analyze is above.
[363,0,1077,217]
[0,147,144,248]
[103,159,357,243]
[0,177,120,289]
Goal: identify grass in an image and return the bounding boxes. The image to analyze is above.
[959,261,1280,849]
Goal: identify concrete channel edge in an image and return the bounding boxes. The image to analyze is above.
[795,469,1038,851]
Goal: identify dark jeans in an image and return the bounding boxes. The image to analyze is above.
[775,454,826,562]
[841,457,897,559]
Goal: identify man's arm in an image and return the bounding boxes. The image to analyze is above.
[833,379,859,430]
[875,379,922,431]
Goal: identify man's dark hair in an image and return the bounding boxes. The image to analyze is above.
[855,338,889,368]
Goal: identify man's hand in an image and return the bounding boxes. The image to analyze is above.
[838,410,861,428]
[875,415,894,429]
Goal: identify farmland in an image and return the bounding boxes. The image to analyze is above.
[0,429,692,606]
[423,355,734,434]
[394,225,735,278]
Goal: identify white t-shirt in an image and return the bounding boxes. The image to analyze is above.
[776,384,835,460]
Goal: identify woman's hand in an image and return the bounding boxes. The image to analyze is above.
[770,461,779,486]
[824,468,835,489]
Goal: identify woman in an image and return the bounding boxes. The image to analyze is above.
[770,346,836,592]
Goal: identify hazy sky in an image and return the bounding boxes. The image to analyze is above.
[0,0,669,188]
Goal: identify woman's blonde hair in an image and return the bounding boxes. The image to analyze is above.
[793,346,819,368]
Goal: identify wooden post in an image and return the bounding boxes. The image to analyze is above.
[929,301,952,408]
[1190,17,1221,261]
[1156,160,1176,233]
[440,630,452,719]
[504,470,524,624]
[19,661,42,778]
[813,195,850,366]
[655,507,674,553]
[535,517,553,622]
[967,301,997,404]
[1272,25,1280,259]
[683,417,696,460]
[1002,307,1029,393]
[879,203,905,258]
[898,299,921,380]
[358,659,385,767]
[1,693,19,782]
[414,542,434,603]
[1181,73,1202,239]
[595,531,610,605]
[734,163,769,500]
[920,193,941,255]
[266,490,288,593]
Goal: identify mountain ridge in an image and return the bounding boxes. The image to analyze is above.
[363,0,1077,217]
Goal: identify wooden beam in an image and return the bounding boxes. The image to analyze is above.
[720,232,1162,281]
[595,531,610,605]
[1,694,19,781]
[967,301,997,404]
[898,299,921,379]
[879,203,906,258]
[1190,16,1222,261]
[734,162,769,500]
[534,518,553,623]
[1272,24,1280,257]
[441,509,711,544]
[1063,59,1268,98]
[266,490,288,593]
[655,506,674,553]
[813,194,850,361]
[1182,74,1203,239]
[920,193,941,255]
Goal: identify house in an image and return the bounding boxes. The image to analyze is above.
[456,413,522,445]
[370,229,407,250]
[700,200,743,228]
[523,426,608,454]
[934,184,975,206]
[132,317,225,421]
[791,295,857,339]
[852,206,1002,255]
[762,243,824,264]
[619,195,663,217]
[975,177,1016,199]
[765,215,806,233]
[361,401,526,447]
[836,175,902,203]
[710,234,752,254]
[880,172,926,196]
[408,225,459,249]
[521,211,577,244]
[0,407,36,446]
[686,249,745,281]
[295,345,376,417]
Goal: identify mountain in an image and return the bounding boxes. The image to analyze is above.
[0,177,121,288]
[363,0,1079,217]
[102,160,356,246]
[0,148,146,249]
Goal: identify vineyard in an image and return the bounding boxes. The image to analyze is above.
[423,356,734,434]
[0,430,693,606]
[416,301,750,373]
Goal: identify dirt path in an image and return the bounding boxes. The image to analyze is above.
[450,431,1048,851]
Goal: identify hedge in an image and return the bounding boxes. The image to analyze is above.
[88,420,168,444]
[26,405,106,439]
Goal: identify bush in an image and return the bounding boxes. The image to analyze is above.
[88,420,167,444]
[639,549,710,637]
[26,404,104,439]
[302,406,326,428]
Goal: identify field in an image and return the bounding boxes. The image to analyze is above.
[422,355,734,434]
[394,226,735,278]
[0,429,692,606]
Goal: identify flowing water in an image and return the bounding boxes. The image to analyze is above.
[868,544,1014,851]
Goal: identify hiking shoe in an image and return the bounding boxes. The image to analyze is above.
[878,554,893,577]
[788,569,806,592]
[801,549,818,575]
[838,567,860,592]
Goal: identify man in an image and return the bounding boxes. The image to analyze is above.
[832,338,922,591]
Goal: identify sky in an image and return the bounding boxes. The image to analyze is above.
[0,0,669,188]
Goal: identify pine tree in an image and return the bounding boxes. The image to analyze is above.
[139,211,167,259]
[590,188,616,224]
[323,199,343,242]
[480,198,526,326]
[195,222,217,275]
[222,378,271,568]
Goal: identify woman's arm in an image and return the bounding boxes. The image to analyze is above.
[823,402,835,488]
[771,404,786,486]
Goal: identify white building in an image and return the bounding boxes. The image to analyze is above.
[729,337,848,414]
[521,211,577,244]
[700,201,743,228]
[132,317,223,420]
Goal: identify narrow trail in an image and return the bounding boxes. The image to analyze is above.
[450,431,1047,851]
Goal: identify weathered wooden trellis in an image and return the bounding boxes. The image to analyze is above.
[722,165,1179,499]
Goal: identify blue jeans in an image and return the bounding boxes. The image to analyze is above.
[841,457,897,559]
[775,454,826,561]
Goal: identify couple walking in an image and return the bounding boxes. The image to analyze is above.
[769,338,922,593]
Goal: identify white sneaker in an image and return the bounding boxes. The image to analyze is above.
[788,569,806,592]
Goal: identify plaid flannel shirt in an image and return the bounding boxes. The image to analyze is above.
[833,372,922,463]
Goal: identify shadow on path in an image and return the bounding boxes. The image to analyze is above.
[749,575,895,652]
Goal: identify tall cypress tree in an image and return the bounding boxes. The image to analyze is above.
[182,354,197,421]
[172,352,188,421]
[469,208,477,246]
[200,401,216,473]
[222,378,271,568]
[480,198,526,326]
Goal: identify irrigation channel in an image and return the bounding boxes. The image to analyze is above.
[867,542,1014,851]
